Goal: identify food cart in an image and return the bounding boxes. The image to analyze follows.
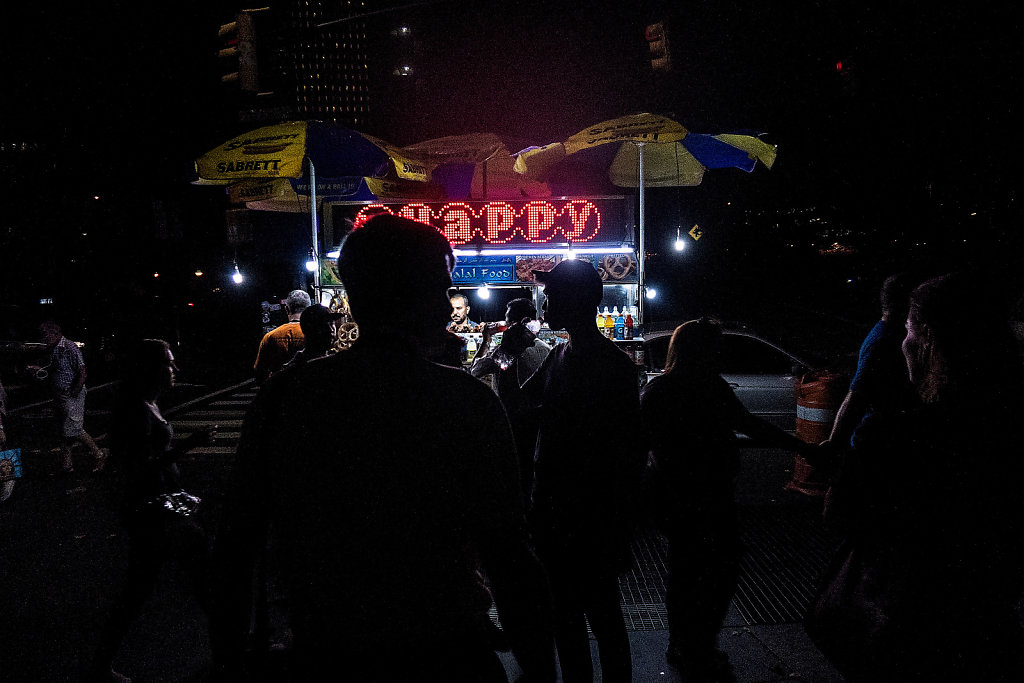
[317,196,646,364]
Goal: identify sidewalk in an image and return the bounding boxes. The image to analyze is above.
[0,481,845,683]
[0,382,846,682]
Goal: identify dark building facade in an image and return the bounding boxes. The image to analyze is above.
[219,1,417,138]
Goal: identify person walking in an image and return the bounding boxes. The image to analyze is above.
[87,339,216,683]
[521,259,645,683]
[212,214,556,682]
[639,318,815,682]
[27,320,107,475]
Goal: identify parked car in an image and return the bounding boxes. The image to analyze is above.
[641,324,831,432]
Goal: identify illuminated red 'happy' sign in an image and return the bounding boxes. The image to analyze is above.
[352,199,606,246]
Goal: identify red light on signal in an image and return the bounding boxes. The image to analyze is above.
[835,60,843,72]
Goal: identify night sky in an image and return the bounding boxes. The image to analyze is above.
[4,1,1023,342]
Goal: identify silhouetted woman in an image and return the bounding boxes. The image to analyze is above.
[640,319,812,682]
[807,273,1024,681]
[87,339,215,683]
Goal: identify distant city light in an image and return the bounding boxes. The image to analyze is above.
[153,272,160,278]
[194,269,204,277]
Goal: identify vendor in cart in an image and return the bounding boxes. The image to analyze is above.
[447,291,481,333]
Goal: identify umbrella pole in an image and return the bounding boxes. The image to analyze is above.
[309,158,321,300]
[637,142,646,329]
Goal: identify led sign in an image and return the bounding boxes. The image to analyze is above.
[348,198,627,247]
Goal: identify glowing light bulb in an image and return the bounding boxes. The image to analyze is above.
[645,287,657,299]
[232,265,244,284]
[477,285,491,300]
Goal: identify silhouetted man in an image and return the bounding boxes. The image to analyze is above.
[213,215,556,682]
[281,304,341,370]
[471,298,550,496]
[522,259,645,683]
[826,272,919,450]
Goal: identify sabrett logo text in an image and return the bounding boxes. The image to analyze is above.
[218,159,283,173]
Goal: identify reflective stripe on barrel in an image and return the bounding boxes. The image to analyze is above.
[796,405,836,423]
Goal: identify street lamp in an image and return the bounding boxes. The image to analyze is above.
[232,263,244,284]
[674,227,686,251]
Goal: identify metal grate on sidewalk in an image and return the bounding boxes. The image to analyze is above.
[613,504,840,630]
[733,504,838,625]
[619,530,670,629]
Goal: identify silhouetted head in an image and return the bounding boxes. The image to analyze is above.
[337,214,454,335]
[123,338,176,396]
[300,304,342,356]
[533,259,603,331]
[505,298,537,324]
[664,318,723,375]
[879,272,916,322]
[903,273,1020,401]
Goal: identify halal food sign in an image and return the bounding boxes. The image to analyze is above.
[351,198,627,247]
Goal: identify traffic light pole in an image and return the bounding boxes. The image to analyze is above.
[309,158,321,300]
[637,142,646,329]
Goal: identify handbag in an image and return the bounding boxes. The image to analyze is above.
[147,489,202,518]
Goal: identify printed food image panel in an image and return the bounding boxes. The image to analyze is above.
[515,256,557,282]
[597,254,637,282]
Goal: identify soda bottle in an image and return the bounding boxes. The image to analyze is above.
[602,307,614,338]
[614,307,625,340]
[596,307,604,332]
[624,311,634,340]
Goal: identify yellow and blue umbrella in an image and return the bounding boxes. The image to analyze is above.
[193,120,430,185]
[193,120,447,291]
[513,113,775,188]
[513,113,776,321]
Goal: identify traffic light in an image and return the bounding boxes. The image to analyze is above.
[217,12,257,91]
[835,57,856,96]
[645,22,671,72]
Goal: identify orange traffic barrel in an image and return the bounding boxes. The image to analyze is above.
[786,370,846,496]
